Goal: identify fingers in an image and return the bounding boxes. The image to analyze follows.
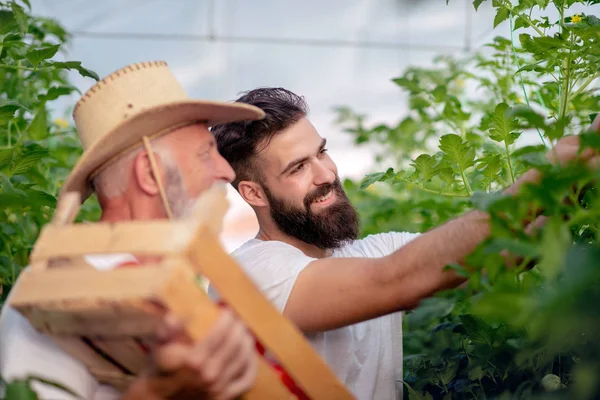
[150,308,258,400]
[205,322,257,397]
[217,352,258,400]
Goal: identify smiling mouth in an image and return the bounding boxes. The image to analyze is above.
[313,189,333,204]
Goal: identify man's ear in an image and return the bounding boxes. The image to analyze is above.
[238,180,269,207]
[133,150,161,196]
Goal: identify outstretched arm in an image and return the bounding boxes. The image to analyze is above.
[285,137,596,334]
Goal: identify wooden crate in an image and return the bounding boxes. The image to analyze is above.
[9,185,353,399]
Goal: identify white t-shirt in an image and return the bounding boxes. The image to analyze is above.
[223,231,419,400]
[0,254,138,400]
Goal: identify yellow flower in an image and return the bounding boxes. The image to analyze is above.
[54,118,69,128]
[571,14,583,24]
[455,79,465,89]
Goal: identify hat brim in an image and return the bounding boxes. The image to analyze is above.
[61,100,264,201]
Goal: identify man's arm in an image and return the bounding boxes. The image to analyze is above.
[285,137,594,334]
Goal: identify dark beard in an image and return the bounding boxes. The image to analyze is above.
[263,178,359,250]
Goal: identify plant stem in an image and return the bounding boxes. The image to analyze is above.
[405,181,470,198]
[569,72,600,101]
[505,142,515,184]
[503,2,545,37]
[558,32,574,120]
[0,63,52,72]
[459,167,473,196]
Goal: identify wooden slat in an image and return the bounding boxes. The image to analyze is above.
[154,261,294,400]
[50,335,125,377]
[187,229,353,400]
[91,338,148,373]
[29,220,194,262]
[9,266,176,336]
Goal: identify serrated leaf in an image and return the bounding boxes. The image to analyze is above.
[0,149,13,170]
[360,168,394,189]
[489,103,520,144]
[411,154,438,182]
[38,85,79,102]
[25,44,60,67]
[28,106,48,140]
[494,7,510,28]
[11,149,49,176]
[49,61,100,81]
[402,382,433,400]
[514,15,528,30]
[439,134,475,170]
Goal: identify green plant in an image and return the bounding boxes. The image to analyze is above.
[338,1,600,398]
[0,0,99,304]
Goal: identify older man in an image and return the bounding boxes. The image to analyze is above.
[0,61,265,400]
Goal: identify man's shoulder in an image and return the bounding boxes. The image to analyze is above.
[336,231,421,258]
[232,238,309,260]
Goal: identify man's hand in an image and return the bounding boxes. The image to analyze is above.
[123,309,257,400]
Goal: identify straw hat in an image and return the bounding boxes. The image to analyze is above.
[61,60,265,201]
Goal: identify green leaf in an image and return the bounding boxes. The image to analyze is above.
[0,10,18,35]
[494,7,510,28]
[38,85,79,102]
[538,217,571,280]
[4,379,38,400]
[406,297,455,329]
[402,382,433,400]
[25,44,60,67]
[0,103,20,125]
[11,149,49,176]
[360,168,395,189]
[27,375,82,399]
[508,105,546,129]
[470,190,507,211]
[489,103,520,145]
[580,133,600,150]
[458,314,494,345]
[473,0,486,11]
[439,134,475,170]
[28,106,48,141]
[0,149,14,169]
[49,61,100,81]
[514,16,528,30]
[10,3,28,34]
[411,154,438,182]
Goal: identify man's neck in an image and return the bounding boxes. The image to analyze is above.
[99,196,163,223]
[255,223,332,259]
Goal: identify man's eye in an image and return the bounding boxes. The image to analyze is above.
[319,148,328,156]
[291,163,305,174]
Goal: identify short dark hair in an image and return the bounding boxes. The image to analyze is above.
[212,87,308,189]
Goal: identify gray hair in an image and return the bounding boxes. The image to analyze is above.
[92,141,177,200]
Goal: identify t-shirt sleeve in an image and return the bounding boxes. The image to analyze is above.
[377,231,422,255]
[231,241,317,313]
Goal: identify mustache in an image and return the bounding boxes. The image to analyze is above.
[303,178,343,207]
